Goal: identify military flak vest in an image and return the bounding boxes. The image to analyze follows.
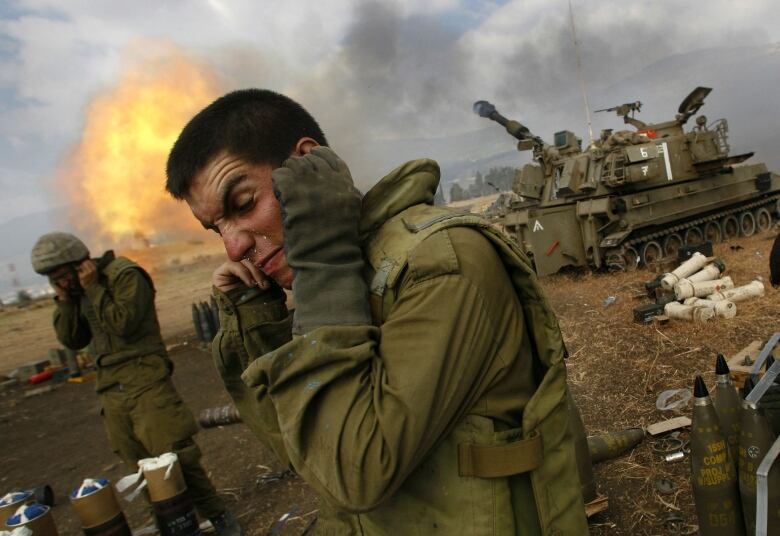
[362,203,588,535]
[79,253,167,369]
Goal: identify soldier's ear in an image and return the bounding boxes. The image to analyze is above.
[293,137,319,156]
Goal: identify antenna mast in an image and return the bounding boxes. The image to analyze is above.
[568,0,594,144]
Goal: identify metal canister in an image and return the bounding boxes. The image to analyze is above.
[690,376,745,536]
[141,454,202,536]
[70,479,131,536]
[4,503,58,535]
[0,491,33,528]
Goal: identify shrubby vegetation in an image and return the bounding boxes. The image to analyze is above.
[448,167,516,202]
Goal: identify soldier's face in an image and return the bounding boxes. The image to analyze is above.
[48,264,82,296]
[185,151,294,289]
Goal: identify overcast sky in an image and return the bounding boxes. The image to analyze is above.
[1,0,780,224]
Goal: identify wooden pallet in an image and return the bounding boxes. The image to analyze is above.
[727,340,779,388]
[585,495,609,518]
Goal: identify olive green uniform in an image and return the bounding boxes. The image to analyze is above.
[214,161,587,534]
[53,251,224,519]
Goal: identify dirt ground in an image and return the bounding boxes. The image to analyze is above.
[1,231,778,535]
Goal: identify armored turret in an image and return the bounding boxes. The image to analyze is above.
[475,87,780,275]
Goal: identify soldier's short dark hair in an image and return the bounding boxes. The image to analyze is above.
[166,89,328,199]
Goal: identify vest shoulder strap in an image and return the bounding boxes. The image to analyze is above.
[102,257,155,293]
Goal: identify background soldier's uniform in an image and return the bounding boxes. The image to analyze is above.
[53,251,225,520]
[213,160,587,534]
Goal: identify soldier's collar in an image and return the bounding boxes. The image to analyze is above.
[96,250,116,270]
[359,158,440,242]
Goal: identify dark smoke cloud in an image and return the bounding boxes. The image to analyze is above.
[215,1,780,184]
[301,1,469,140]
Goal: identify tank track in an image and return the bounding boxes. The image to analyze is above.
[605,193,780,269]
[623,194,780,248]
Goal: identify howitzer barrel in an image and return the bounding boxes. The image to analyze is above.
[473,100,536,143]
[198,405,242,428]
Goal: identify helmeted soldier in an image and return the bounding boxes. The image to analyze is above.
[31,232,242,535]
[166,89,589,534]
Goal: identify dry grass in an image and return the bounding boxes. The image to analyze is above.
[0,239,225,374]
[1,231,777,534]
[548,231,779,534]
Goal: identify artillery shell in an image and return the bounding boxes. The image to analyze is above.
[587,428,645,464]
[690,376,745,536]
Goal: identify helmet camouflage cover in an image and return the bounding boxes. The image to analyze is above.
[31,232,90,274]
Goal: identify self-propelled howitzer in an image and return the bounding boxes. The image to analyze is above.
[474,87,780,276]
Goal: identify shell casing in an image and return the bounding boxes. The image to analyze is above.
[713,376,742,462]
[691,395,745,535]
[587,428,645,464]
[737,403,780,534]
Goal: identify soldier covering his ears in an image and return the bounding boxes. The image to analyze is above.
[166,89,588,534]
[31,232,243,535]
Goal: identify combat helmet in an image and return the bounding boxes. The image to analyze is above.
[31,232,89,274]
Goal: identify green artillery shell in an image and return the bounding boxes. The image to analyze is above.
[587,428,645,464]
[690,376,745,536]
[197,405,242,428]
[567,389,597,503]
[713,354,742,462]
[737,400,779,534]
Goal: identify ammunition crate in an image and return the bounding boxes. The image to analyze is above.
[633,303,665,323]
[677,242,713,262]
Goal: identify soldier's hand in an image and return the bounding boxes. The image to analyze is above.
[272,146,370,333]
[213,260,271,292]
[77,259,98,288]
[50,279,68,301]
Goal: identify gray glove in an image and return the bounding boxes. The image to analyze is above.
[272,147,371,334]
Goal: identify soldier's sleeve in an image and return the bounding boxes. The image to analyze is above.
[242,227,516,512]
[53,299,92,350]
[83,269,151,337]
[212,284,294,467]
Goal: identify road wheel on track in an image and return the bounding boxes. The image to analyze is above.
[754,207,772,233]
[623,246,639,271]
[606,253,625,272]
[721,215,739,240]
[703,221,722,243]
[663,233,684,257]
[684,226,704,245]
[640,240,663,267]
[739,211,756,237]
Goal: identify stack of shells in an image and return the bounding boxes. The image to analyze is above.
[689,355,779,535]
[660,252,765,323]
